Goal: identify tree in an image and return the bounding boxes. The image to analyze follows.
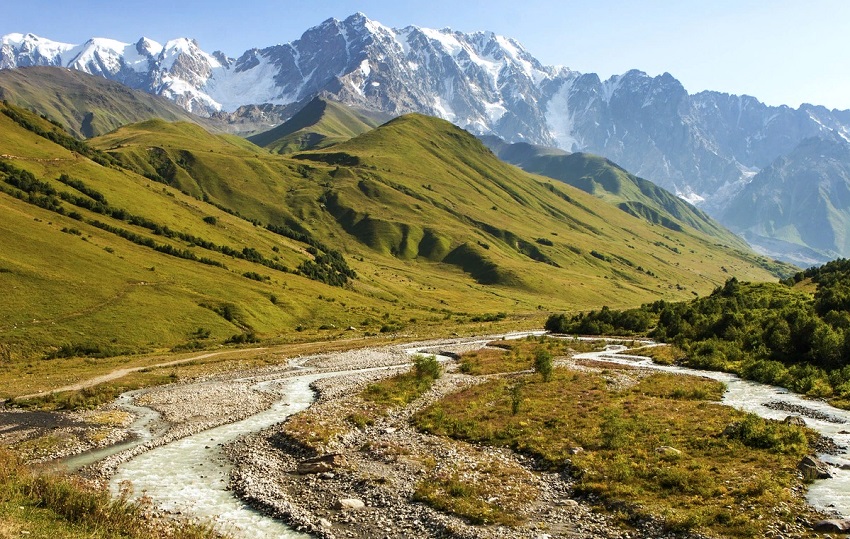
[534,348,553,382]
[509,381,524,415]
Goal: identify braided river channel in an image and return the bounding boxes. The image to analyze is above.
[69,336,850,537]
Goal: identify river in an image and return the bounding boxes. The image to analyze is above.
[99,336,850,537]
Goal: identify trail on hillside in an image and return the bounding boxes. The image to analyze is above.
[18,347,267,399]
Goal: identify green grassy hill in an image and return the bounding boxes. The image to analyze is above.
[482,137,743,248]
[0,67,217,138]
[247,96,389,153]
[0,100,793,378]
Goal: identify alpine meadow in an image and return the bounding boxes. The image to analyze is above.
[1,9,849,539]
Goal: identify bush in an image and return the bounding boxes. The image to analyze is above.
[722,413,808,454]
[414,354,442,381]
[224,332,260,344]
[534,348,553,382]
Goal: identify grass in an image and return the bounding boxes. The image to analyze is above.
[623,344,686,365]
[412,457,536,526]
[413,364,821,538]
[0,449,218,539]
[458,336,607,375]
[361,355,442,409]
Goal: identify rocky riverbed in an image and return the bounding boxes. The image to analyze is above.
[1,336,841,538]
[224,345,715,539]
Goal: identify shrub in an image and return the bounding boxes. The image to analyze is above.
[722,413,808,454]
[414,354,442,381]
[534,348,553,382]
[224,332,259,344]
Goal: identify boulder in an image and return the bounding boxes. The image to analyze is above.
[297,453,347,474]
[335,498,366,510]
[655,446,682,458]
[813,519,850,533]
[783,415,806,427]
[797,455,832,481]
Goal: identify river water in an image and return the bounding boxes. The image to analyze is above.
[102,337,850,537]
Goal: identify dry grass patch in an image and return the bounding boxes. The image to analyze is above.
[413,451,538,526]
[458,336,607,375]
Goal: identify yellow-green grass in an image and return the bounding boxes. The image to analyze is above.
[0,449,217,539]
[284,357,441,448]
[413,368,821,537]
[458,336,608,376]
[412,457,535,526]
[623,344,686,365]
[93,112,790,309]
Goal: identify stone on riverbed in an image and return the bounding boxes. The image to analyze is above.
[783,415,806,426]
[797,455,832,481]
[813,519,850,533]
[297,453,348,474]
[335,498,366,510]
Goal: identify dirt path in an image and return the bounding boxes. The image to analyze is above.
[18,347,267,400]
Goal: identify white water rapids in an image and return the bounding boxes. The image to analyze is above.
[95,336,850,537]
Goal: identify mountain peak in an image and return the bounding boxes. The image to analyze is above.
[344,12,370,24]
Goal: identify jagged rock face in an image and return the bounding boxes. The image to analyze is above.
[4,14,850,263]
[722,135,850,265]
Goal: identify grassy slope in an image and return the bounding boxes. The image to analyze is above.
[0,107,396,373]
[247,96,387,153]
[0,104,792,392]
[97,113,790,305]
[484,137,744,249]
[0,66,217,138]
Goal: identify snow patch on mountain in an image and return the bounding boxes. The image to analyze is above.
[204,55,287,111]
[545,79,580,151]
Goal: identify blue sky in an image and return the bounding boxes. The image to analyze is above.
[4,0,849,110]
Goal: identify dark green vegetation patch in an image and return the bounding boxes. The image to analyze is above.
[548,259,850,406]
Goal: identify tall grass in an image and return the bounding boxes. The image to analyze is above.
[0,449,218,538]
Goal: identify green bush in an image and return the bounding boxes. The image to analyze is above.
[414,354,442,381]
[534,348,553,382]
[723,413,808,454]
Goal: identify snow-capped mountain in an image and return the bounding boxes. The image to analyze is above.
[4,13,850,264]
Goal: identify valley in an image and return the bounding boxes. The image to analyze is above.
[4,334,848,539]
[0,21,848,537]
[0,97,788,373]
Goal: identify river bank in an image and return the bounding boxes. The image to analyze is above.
[2,335,846,538]
[225,348,708,539]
